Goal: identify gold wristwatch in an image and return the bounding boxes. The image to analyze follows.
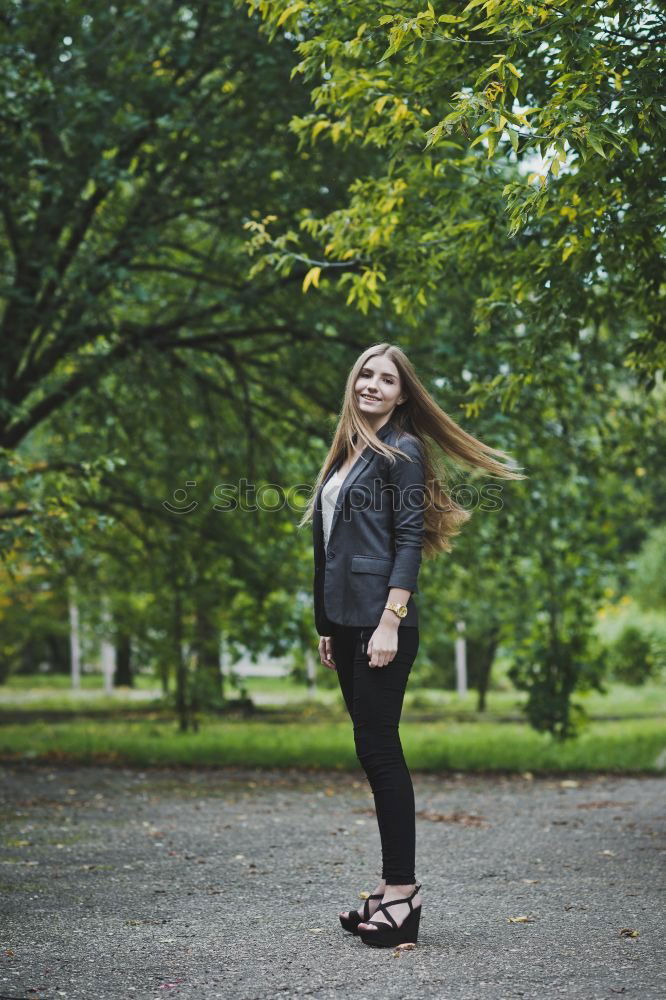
[385,601,408,619]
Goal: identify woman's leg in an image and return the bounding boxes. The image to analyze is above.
[332,624,387,922]
[330,624,358,722]
[352,626,420,886]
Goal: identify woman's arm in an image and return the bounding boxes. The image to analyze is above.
[367,439,426,667]
[379,586,414,628]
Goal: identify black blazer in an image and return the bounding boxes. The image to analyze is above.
[312,419,426,634]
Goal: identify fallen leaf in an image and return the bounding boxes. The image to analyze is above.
[560,780,579,788]
[619,927,639,938]
[599,849,616,857]
[576,800,633,810]
[416,809,489,827]
[508,914,536,923]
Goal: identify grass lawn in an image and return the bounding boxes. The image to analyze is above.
[2,672,162,691]
[2,676,665,721]
[2,675,664,774]
[1,715,664,774]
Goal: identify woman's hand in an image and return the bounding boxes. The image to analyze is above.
[318,635,336,670]
[366,618,399,668]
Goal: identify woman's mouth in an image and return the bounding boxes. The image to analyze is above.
[360,394,380,402]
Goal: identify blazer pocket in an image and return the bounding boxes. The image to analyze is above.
[351,555,393,576]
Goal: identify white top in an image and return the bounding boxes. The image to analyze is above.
[321,471,343,548]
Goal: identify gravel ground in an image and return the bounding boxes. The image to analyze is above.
[0,764,664,1000]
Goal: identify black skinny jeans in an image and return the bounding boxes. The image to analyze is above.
[331,622,419,885]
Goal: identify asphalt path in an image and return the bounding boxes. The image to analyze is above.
[0,765,664,999]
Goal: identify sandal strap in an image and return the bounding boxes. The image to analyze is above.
[367,884,421,929]
[365,920,390,931]
[361,891,384,921]
[366,905,398,931]
[382,884,421,909]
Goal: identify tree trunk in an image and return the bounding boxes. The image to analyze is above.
[475,639,498,713]
[193,601,222,707]
[114,633,133,687]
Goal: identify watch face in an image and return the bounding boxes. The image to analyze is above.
[399,606,408,618]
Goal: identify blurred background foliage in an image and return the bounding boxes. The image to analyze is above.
[1,1,664,757]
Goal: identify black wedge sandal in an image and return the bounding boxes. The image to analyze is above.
[358,883,422,948]
[339,891,385,935]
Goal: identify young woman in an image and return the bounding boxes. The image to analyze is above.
[300,343,525,948]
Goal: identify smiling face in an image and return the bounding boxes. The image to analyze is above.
[355,354,407,424]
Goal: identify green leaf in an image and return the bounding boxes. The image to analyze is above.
[302,266,321,292]
[276,2,304,28]
[588,135,606,159]
[486,129,500,158]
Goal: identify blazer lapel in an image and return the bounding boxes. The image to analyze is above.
[326,453,368,544]
[313,420,396,554]
[312,458,341,561]
[326,420,395,544]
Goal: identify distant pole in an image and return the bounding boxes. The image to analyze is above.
[68,582,81,691]
[455,619,467,697]
[100,598,115,696]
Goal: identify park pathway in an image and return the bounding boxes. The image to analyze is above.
[0,764,664,999]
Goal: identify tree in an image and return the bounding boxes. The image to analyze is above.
[631,524,666,612]
[0,0,391,578]
[0,0,374,462]
[243,0,665,391]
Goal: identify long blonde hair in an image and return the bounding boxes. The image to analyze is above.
[300,343,527,555]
